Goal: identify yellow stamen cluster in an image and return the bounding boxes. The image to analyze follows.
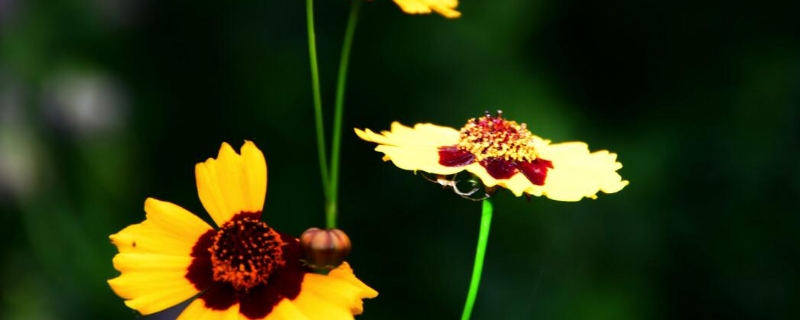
[210,218,285,291]
[456,113,539,162]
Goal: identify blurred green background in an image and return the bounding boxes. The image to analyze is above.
[1,0,798,319]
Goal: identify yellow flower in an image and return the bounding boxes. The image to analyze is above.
[355,112,629,201]
[393,0,461,19]
[108,141,377,319]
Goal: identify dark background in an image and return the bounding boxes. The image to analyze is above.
[1,0,798,319]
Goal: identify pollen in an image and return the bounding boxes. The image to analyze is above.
[209,217,285,291]
[456,111,540,162]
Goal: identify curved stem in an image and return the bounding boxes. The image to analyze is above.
[460,198,494,320]
[327,0,363,229]
[306,0,330,201]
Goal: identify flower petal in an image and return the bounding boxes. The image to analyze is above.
[288,263,378,319]
[393,0,461,18]
[196,141,267,227]
[326,262,379,314]
[355,122,464,175]
[111,198,214,255]
[357,122,460,147]
[465,163,534,197]
[532,142,629,201]
[265,299,312,320]
[241,141,267,216]
[108,198,213,315]
[177,299,241,320]
[108,254,199,315]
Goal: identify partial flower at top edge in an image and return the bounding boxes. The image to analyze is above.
[108,140,377,320]
[392,0,461,18]
[355,111,629,201]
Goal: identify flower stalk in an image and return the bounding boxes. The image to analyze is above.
[461,198,494,320]
[328,0,363,229]
[306,0,363,229]
[306,0,330,203]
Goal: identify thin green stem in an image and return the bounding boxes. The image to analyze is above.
[460,198,494,320]
[306,0,330,201]
[327,0,363,229]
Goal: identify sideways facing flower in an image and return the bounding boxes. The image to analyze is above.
[355,111,629,201]
[393,0,461,19]
[108,141,377,319]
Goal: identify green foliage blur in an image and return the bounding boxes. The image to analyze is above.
[1,0,798,319]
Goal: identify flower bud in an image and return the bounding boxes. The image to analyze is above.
[300,228,352,270]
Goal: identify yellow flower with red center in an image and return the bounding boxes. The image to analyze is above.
[393,0,461,18]
[108,141,377,319]
[355,112,629,201]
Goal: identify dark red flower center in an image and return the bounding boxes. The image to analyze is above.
[209,217,285,291]
[438,111,554,186]
[185,212,309,319]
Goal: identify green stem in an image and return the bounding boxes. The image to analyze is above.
[327,0,363,229]
[460,198,494,320]
[306,0,330,201]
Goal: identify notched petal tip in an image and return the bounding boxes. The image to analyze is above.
[393,0,461,18]
[530,142,628,201]
[326,262,379,299]
[290,262,378,319]
[216,141,237,159]
[602,178,630,195]
[357,122,467,180]
[195,141,268,226]
[354,127,388,145]
[354,129,376,145]
[109,200,211,257]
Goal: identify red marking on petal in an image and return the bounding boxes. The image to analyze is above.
[438,146,475,167]
[186,230,215,291]
[234,211,262,221]
[201,282,239,311]
[479,158,554,186]
[237,232,307,318]
[270,232,307,300]
[239,283,280,318]
[480,158,518,179]
[517,159,553,186]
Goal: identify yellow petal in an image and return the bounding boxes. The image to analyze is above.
[196,141,267,227]
[110,198,212,256]
[464,163,533,197]
[265,299,312,320]
[177,299,241,320]
[393,0,461,18]
[465,141,628,200]
[532,142,629,201]
[356,122,459,147]
[288,262,378,319]
[108,253,199,315]
[355,122,464,175]
[241,141,268,215]
[326,262,379,314]
[108,199,212,315]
